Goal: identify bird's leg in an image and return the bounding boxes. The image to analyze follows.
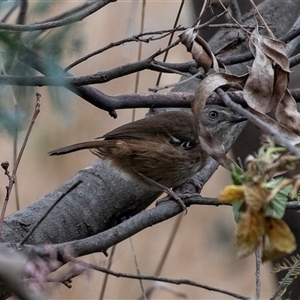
[186,177,203,193]
[136,172,187,213]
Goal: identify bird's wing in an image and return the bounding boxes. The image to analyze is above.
[102,111,194,141]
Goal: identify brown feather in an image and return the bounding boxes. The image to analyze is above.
[49,106,245,189]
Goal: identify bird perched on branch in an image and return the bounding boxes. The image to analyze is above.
[49,105,245,209]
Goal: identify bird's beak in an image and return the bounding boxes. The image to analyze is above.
[230,115,247,123]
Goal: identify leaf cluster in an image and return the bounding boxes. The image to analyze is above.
[220,143,300,261]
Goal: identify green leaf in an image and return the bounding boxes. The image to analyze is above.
[264,181,292,219]
[265,177,284,189]
[232,199,245,223]
[231,162,244,185]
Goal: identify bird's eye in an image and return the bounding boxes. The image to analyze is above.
[180,140,197,149]
[209,110,219,119]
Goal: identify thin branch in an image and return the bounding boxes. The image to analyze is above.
[285,15,300,56]
[216,88,300,157]
[290,52,300,67]
[249,0,273,37]
[74,259,249,300]
[16,0,28,26]
[132,0,147,122]
[130,238,146,300]
[0,59,199,86]
[0,0,116,32]
[64,27,183,72]
[149,70,204,92]
[229,0,242,23]
[14,43,179,117]
[22,1,102,43]
[255,248,261,300]
[13,93,40,172]
[13,105,20,211]
[0,93,41,235]
[98,245,116,300]
[154,0,185,88]
[3,55,300,87]
[0,3,18,23]
[219,19,300,66]
[56,22,261,72]
[3,48,300,115]
[139,213,185,300]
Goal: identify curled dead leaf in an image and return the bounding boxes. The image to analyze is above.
[236,210,265,259]
[219,185,244,203]
[248,108,300,146]
[179,28,219,73]
[276,90,300,136]
[265,217,296,254]
[262,240,286,262]
[243,29,300,141]
[244,30,275,113]
[244,184,269,211]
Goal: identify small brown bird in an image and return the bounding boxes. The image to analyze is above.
[49,105,245,192]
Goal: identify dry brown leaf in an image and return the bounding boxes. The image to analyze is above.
[276,90,300,136]
[243,29,300,141]
[219,185,245,203]
[248,107,300,146]
[243,29,275,113]
[262,240,286,262]
[179,28,219,73]
[258,35,290,72]
[271,65,289,113]
[236,210,265,259]
[244,184,269,211]
[265,217,296,254]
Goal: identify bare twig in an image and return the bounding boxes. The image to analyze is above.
[218,0,251,36]
[229,0,242,23]
[13,105,20,211]
[286,15,300,57]
[14,93,41,173]
[154,0,185,88]
[98,245,116,300]
[64,27,183,72]
[130,238,146,300]
[249,0,273,38]
[0,93,41,235]
[132,0,147,122]
[216,88,300,156]
[290,53,300,67]
[0,0,116,32]
[139,214,184,300]
[255,247,261,300]
[149,70,203,92]
[1,2,18,23]
[73,259,249,300]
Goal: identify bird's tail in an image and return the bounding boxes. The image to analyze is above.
[49,141,103,156]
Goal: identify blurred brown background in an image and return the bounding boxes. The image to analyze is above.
[0,1,276,299]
